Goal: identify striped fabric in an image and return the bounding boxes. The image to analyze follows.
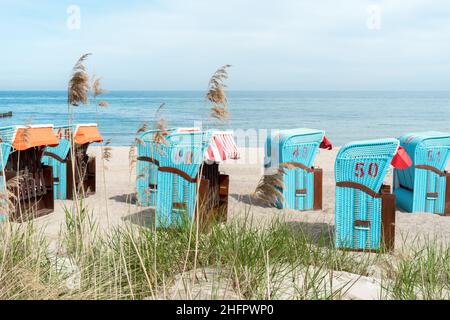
[206,131,240,162]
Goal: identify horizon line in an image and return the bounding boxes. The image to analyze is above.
[1,89,450,92]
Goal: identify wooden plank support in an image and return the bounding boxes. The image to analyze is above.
[381,186,396,251]
[313,168,323,210]
[445,172,450,216]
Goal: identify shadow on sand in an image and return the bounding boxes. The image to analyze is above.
[285,221,335,248]
[109,193,138,205]
[122,207,156,228]
[230,193,273,208]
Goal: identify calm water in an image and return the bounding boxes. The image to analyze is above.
[0,91,449,146]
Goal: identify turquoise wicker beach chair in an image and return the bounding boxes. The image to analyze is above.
[0,125,58,221]
[264,128,332,210]
[137,128,237,227]
[41,126,71,200]
[136,128,176,207]
[41,124,102,200]
[394,132,450,215]
[0,126,17,222]
[155,131,211,227]
[136,128,200,206]
[335,138,406,251]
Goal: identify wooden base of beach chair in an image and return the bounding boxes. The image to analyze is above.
[313,168,323,210]
[196,178,211,226]
[277,163,323,211]
[66,156,96,200]
[380,185,396,251]
[8,165,54,222]
[199,164,229,222]
[337,184,396,253]
[445,172,450,216]
[86,156,96,195]
[218,174,229,221]
[195,171,230,228]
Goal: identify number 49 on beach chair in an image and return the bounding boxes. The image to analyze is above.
[335,139,412,252]
[264,128,332,210]
[394,132,450,215]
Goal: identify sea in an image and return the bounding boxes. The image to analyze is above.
[0,91,448,146]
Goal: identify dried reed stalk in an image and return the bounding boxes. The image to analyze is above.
[134,122,149,146]
[68,53,91,107]
[102,139,112,163]
[129,122,146,171]
[153,103,168,146]
[97,101,109,108]
[67,53,91,220]
[206,65,231,122]
[253,163,294,206]
[0,171,32,217]
[92,75,109,108]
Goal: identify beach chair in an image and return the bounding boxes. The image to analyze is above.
[335,138,411,252]
[0,125,59,221]
[155,130,239,227]
[155,131,211,227]
[394,132,450,215]
[202,130,239,221]
[136,128,198,206]
[41,124,103,200]
[264,128,332,210]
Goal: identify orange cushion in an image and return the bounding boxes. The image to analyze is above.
[13,127,59,151]
[74,126,103,145]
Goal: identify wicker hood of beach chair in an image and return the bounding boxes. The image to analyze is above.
[394,132,450,215]
[0,125,59,222]
[264,128,332,210]
[334,138,412,252]
[41,124,103,200]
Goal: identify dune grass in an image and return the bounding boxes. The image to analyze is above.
[386,238,450,300]
[1,201,448,300]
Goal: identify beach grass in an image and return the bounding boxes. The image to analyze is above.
[1,201,448,300]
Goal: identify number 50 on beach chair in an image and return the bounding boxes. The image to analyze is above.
[335,139,412,252]
[394,132,450,215]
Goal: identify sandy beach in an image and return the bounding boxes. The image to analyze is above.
[33,146,450,251]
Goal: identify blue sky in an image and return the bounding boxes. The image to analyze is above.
[1,0,449,90]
